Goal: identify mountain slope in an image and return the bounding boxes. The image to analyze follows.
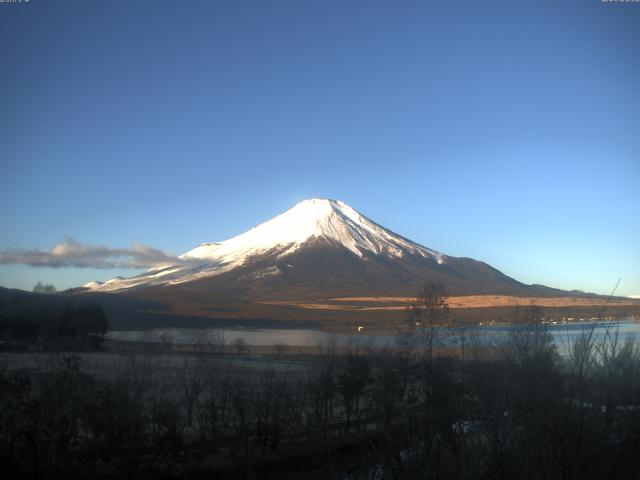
[86,199,449,292]
[76,198,609,324]
[82,198,574,297]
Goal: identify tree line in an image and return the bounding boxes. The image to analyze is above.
[0,289,108,351]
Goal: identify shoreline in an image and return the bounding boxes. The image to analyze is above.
[107,315,640,336]
[102,318,640,356]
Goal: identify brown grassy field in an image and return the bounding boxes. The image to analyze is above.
[118,288,640,329]
[260,295,640,311]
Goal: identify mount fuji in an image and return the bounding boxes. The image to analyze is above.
[78,199,584,325]
[83,199,521,294]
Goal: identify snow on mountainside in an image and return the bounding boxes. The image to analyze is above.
[84,199,446,292]
[183,199,444,263]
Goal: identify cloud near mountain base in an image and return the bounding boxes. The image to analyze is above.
[0,237,184,269]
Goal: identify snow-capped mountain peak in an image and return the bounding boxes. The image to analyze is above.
[182,198,443,264]
[84,199,444,292]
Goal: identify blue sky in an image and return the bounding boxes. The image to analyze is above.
[1,0,638,296]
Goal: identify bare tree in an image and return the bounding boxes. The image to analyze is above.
[198,367,234,451]
[398,281,450,360]
[233,337,248,356]
[33,282,57,294]
[181,357,205,427]
[208,331,227,355]
[337,353,371,432]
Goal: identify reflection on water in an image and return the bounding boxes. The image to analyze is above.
[106,320,639,349]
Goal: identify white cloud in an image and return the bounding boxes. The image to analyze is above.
[0,237,185,269]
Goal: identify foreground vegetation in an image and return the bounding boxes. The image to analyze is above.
[1,284,639,479]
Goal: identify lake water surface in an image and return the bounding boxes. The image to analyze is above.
[107,319,640,349]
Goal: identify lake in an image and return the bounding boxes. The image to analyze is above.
[107,319,640,350]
